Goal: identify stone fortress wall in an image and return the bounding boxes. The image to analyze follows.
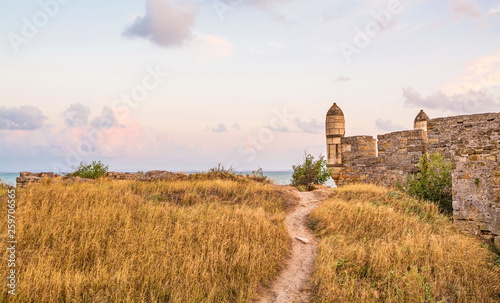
[325,103,500,246]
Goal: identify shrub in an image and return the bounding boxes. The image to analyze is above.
[291,153,331,191]
[403,152,452,214]
[246,167,271,184]
[209,163,236,174]
[70,160,109,179]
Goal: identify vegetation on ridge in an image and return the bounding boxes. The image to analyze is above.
[400,152,453,214]
[69,160,109,179]
[291,153,331,191]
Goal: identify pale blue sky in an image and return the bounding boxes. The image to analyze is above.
[1,0,499,172]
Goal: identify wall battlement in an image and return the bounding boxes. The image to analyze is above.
[325,103,500,245]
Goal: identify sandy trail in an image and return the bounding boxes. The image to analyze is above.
[257,189,329,303]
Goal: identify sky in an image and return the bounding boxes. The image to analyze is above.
[0,0,499,172]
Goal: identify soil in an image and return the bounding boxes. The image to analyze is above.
[257,188,330,303]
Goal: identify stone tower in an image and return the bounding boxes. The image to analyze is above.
[413,109,429,131]
[325,103,345,179]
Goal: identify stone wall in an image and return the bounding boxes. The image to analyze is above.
[341,136,377,166]
[334,111,500,245]
[337,130,426,187]
[16,172,62,188]
[426,113,500,237]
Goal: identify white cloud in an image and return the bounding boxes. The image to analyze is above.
[375,119,406,132]
[249,47,265,55]
[335,76,350,82]
[268,41,283,49]
[450,0,482,18]
[294,118,323,134]
[442,52,500,95]
[268,117,323,134]
[188,33,233,64]
[488,6,500,16]
[206,123,228,133]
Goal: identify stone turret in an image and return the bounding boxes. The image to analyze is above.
[413,109,429,131]
[325,103,345,180]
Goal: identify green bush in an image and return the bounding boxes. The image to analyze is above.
[291,153,331,191]
[70,160,109,179]
[403,152,452,214]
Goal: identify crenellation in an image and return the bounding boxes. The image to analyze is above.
[326,103,500,244]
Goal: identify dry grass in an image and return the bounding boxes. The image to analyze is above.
[0,178,292,303]
[309,184,500,303]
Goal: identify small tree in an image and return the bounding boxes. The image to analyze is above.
[70,161,109,179]
[291,153,331,191]
[404,152,452,214]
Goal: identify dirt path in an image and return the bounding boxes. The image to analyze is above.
[257,189,329,303]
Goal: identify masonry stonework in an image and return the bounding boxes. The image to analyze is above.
[325,103,500,243]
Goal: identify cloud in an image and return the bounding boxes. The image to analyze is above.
[188,33,233,64]
[267,117,323,134]
[294,118,323,134]
[375,119,406,132]
[335,76,350,82]
[62,103,90,127]
[91,107,119,129]
[403,87,500,113]
[450,0,482,18]
[123,0,196,48]
[207,123,228,133]
[253,0,292,9]
[488,6,500,16]
[268,41,283,49]
[0,105,47,130]
[442,52,500,95]
[249,47,265,55]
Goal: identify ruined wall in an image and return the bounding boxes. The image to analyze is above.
[426,113,500,237]
[337,130,426,187]
[334,111,500,244]
[341,136,377,166]
[16,172,62,188]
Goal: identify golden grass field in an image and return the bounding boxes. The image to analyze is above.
[309,184,500,303]
[0,177,293,303]
[1,178,499,303]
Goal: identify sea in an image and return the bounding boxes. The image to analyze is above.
[259,171,336,187]
[0,173,18,186]
[0,171,336,187]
